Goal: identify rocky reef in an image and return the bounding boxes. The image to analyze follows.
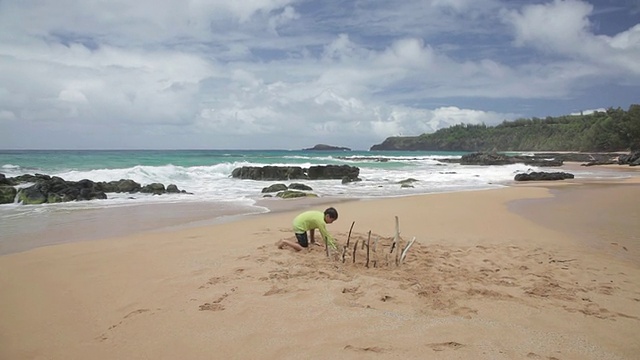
[0,173,190,205]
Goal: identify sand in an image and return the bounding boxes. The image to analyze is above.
[1,175,639,359]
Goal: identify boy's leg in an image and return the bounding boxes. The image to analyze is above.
[276,232,308,252]
[277,240,304,251]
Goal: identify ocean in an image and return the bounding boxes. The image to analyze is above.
[0,149,632,254]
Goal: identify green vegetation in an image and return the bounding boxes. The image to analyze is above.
[370,105,640,152]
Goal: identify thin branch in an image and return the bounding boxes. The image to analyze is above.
[366,230,371,268]
[346,221,355,248]
[325,237,330,258]
[400,237,416,264]
[390,216,399,254]
[352,239,359,264]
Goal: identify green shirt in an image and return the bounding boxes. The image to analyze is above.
[292,210,333,244]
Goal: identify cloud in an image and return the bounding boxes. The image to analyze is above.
[570,108,606,115]
[504,0,640,75]
[0,0,639,149]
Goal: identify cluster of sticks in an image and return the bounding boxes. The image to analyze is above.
[326,216,416,267]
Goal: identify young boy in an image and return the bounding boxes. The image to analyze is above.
[277,207,338,252]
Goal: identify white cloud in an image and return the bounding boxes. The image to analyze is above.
[0,0,639,149]
[504,0,640,74]
[0,110,16,121]
[570,108,606,115]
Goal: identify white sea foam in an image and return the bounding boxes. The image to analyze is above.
[1,156,633,217]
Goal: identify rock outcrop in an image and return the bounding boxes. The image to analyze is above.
[302,144,351,151]
[232,165,360,182]
[514,172,575,181]
[617,151,640,166]
[0,173,190,205]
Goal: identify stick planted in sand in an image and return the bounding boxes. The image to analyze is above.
[400,236,416,264]
[352,239,359,264]
[390,216,400,254]
[346,221,355,248]
[341,244,347,263]
[372,236,379,268]
[325,237,330,257]
[366,230,371,268]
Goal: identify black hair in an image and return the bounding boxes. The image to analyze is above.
[324,207,338,220]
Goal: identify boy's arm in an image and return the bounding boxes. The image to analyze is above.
[309,229,315,244]
[317,224,336,249]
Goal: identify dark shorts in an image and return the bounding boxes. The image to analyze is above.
[295,232,309,248]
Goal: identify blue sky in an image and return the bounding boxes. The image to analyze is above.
[0,0,638,150]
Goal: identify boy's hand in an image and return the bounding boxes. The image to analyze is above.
[326,237,337,250]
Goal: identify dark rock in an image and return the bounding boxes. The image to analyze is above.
[341,176,362,184]
[166,184,180,193]
[303,144,351,151]
[17,186,47,204]
[398,178,419,185]
[262,183,288,193]
[308,165,359,180]
[141,183,166,195]
[276,190,318,199]
[288,183,313,191]
[3,174,189,205]
[519,158,564,167]
[231,166,306,181]
[618,151,640,166]
[114,179,142,193]
[231,165,359,181]
[461,152,513,165]
[438,152,634,167]
[0,185,17,204]
[514,172,575,181]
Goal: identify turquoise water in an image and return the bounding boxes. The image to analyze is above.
[0,149,469,173]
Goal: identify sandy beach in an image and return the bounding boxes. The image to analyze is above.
[1,174,639,359]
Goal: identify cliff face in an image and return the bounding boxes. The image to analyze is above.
[369,136,446,151]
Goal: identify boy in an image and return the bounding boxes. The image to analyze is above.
[277,207,338,252]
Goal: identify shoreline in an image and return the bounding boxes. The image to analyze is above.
[1,161,638,256]
[1,170,639,359]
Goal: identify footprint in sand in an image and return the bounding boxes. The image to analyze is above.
[343,345,388,353]
[97,308,159,341]
[428,342,464,351]
[199,288,236,311]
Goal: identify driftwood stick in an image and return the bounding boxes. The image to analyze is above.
[394,216,402,265]
[390,216,400,254]
[373,236,380,253]
[341,244,347,263]
[352,239,359,264]
[366,231,371,268]
[372,236,379,268]
[400,237,416,264]
[325,237,330,258]
[345,221,355,248]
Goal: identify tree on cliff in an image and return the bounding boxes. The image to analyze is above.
[370,104,640,152]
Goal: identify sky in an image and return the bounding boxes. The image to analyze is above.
[0,0,639,150]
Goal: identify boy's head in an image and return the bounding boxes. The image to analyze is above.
[324,207,338,223]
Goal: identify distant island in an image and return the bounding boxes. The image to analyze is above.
[370,105,640,152]
[302,144,351,151]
